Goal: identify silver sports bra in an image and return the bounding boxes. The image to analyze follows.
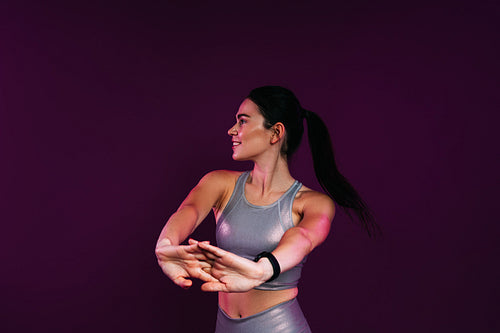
[216,171,307,290]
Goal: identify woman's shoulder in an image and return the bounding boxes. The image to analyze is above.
[200,169,245,187]
[205,169,244,176]
[201,170,245,213]
[295,184,335,212]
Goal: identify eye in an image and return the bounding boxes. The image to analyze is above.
[238,118,247,125]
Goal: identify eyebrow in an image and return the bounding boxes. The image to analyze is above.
[236,113,251,119]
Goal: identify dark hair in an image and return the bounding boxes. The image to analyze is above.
[247,86,379,237]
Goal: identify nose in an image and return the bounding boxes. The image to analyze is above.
[228,124,237,136]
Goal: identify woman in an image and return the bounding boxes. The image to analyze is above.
[155,86,377,332]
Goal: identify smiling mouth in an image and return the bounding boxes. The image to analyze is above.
[232,142,241,146]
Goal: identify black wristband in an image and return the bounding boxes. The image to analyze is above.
[253,251,281,282]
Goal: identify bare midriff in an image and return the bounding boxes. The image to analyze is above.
[218,287,299,318]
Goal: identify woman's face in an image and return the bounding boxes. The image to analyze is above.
[227,99,275,161]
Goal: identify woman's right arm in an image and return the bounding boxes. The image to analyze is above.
[155,170,230,288]
[156,170,229,246]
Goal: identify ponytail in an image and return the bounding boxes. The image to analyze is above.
[247,86,379,237]
[303,109,379,237]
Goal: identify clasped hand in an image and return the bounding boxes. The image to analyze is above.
[155,239,271,292]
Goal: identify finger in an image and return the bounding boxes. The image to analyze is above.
[200,281,228,293]
[184,245,211,259]
[184,244,208,257]
[195,268,220,283]
[198,260,214,269]
[172,276,192,289]
[198,250,220,260]
[197,242,226,257]
[188,239,210,246]
[184,243,202,252]
[191,252,213,261]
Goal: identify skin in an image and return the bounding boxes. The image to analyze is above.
[155,98,335,318]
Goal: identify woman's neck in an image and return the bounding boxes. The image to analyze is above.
[250,157,294,195]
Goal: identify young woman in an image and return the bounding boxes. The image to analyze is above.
[155,86,377,332]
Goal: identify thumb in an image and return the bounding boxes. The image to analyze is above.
[173,276,192,289]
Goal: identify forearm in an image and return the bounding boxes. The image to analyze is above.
[270,227,314,274]
[156,205,200,247]
[196,227,316,289]
[269,198,333,275]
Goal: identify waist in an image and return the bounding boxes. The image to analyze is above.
[218,287,299,319]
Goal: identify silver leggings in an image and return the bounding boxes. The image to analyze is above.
[215,298,312,333]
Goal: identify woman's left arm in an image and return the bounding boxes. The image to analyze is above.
[272,192,335,273]
[197,192,335,292]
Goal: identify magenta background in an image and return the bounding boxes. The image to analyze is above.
[1,1,498,332]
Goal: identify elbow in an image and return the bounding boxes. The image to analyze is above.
[296,227,314,254]
[296,225,330,253]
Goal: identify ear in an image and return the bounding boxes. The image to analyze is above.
[270,122,285,144]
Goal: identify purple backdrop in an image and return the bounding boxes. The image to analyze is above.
[1,1,498,332]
